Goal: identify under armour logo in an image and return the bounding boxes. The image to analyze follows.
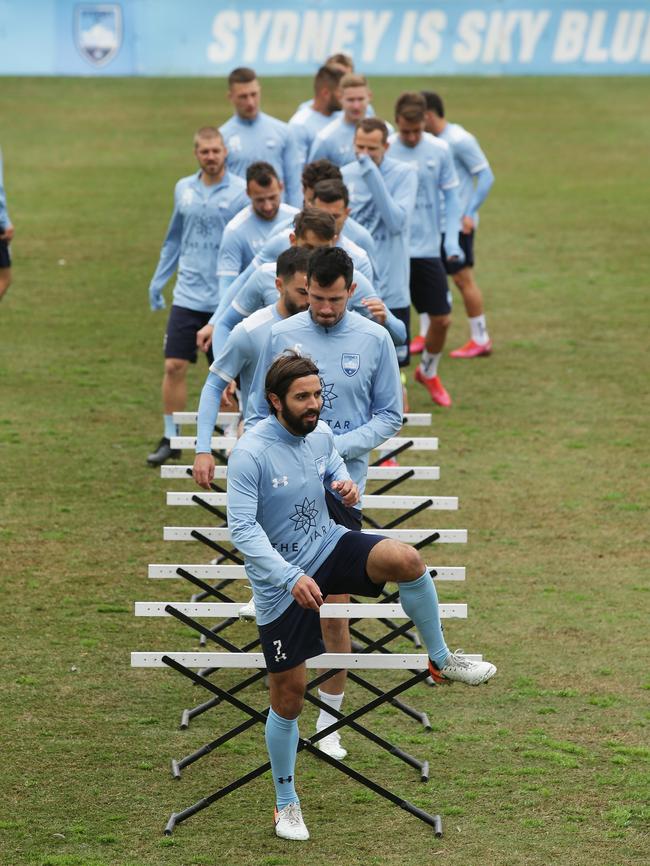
[272,476,288,488]
[278,775,293,784]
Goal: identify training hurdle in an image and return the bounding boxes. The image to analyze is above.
[134,414,472,837]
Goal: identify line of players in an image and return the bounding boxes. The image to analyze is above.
[147,58,495,467]
[144,60,498,809]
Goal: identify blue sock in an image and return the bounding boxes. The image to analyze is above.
[163,414,178,440]
[265,708,300,809]
[399,570,449,667]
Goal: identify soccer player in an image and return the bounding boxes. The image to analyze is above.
[146,127,248,467]
[422,91,495,358]
[220,67,302,208]
[311,178,377,274]
[193,247,311,488]
[295,53,376,117]
[0,148,14,302]
[308,74,377,167]
[246,247,404,762]
[288,65,344,166]
[388,93,463,406]
[216,162,298,295]
[228,349,497,839]
[342,118,418,366]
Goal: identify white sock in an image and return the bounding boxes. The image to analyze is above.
[419,313,430,338]
[469,315,489,345]
[316,689,344,735]
[420,350,441,379]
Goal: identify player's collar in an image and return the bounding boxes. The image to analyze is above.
[268,414,307,443]
[307,309,348,334]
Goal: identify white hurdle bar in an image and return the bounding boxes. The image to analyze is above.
[148,563,466,580]
[135,602,467,619]
[166,492,458,511]
[173,411,434,427]
[131,651,482,670]
[161,464,441,480]
[163,526,467,544]
[170,435,439,451]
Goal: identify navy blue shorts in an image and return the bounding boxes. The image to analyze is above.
[325,488,362,531]
[440,231,475,275]
[0,239,11,269]
[409,258,451,316]
[164,305,214,364]
[390,306,411,367]
[257,531,386,672]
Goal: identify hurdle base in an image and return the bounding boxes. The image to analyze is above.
[171,759,181,780]
[164,813,179,835]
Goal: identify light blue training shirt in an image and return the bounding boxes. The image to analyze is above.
[342,155,418,310]
[247,309,403,496]
[220,112,302,208]
[0,150,10,229]
[228,416,351,625]
[216,202,299,294]
[195,303,283,452]
[387,132,462,259]
[148,171,248,313]
[437,122,493,229]
[288,106,342,166]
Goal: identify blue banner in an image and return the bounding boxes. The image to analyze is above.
[1,1,649,76]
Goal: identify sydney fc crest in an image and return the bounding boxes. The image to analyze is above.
[75,4,123,68]
[341,353,360,377]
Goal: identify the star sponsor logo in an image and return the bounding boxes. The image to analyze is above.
[320,378,337,409]
[289,498,319,535]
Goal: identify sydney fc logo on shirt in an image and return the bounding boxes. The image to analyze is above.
[315,458,326,481]
[341,353,360,377]
[75,4,122,68]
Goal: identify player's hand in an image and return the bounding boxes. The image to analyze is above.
[196,324,214,352]
[149,289,166,311]
[0,225,14,241]
[192,453,215,489]
[330,479,360,508]
[361,296,387,325]
[291,575,323,611]
[461,215,475,234]
[222,379,237,408]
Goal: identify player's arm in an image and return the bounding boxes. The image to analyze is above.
[227,449,304,592]
[457,136,494,230]
[244,331,274,429]
[464,165,494,230]
[192,371,227,488]
[441,186,464,262]
[282,130,303,208]
[289,121,310,167]
[350,272,407,346]
[334,335,403,461]
[356,155,416,234]
[216,225,244,297]
[148,189,183,310]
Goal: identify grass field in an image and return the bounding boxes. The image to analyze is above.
[1,75,649,866]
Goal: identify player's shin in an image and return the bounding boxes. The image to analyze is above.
[398,570,449,667]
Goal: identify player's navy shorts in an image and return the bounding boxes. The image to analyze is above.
[440,231,475,275]
[390,306,411,367]
[409,258,451,316]
[325,488,362,531]
[164,304,214,365]
[258,530,386,672]
[0,239,11,269]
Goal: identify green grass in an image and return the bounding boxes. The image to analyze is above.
[1,76,649,866]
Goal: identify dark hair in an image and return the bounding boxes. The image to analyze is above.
[325,52,354,71]
[312,178,349,208]
[356,117,389,143]
[314,64,344,93]
[293,208,336,242]
[265,350,320,414]
[307,246,354,290]
[246,161,278,187]
[276,246,311,280]
[228,67,257,87]
[301,159,342,190]
[421,90,445,117]
[394,92,426,123]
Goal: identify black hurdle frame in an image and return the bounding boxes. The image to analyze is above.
[160,654,442,838]
[164,603,429,783]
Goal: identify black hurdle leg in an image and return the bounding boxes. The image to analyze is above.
[161,656,442,837]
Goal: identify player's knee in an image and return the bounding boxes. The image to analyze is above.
[434,314,451,331]
[0,269,11,296]
[396,544,426,580]
[321,617,349,650]
[164,358,187,379]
